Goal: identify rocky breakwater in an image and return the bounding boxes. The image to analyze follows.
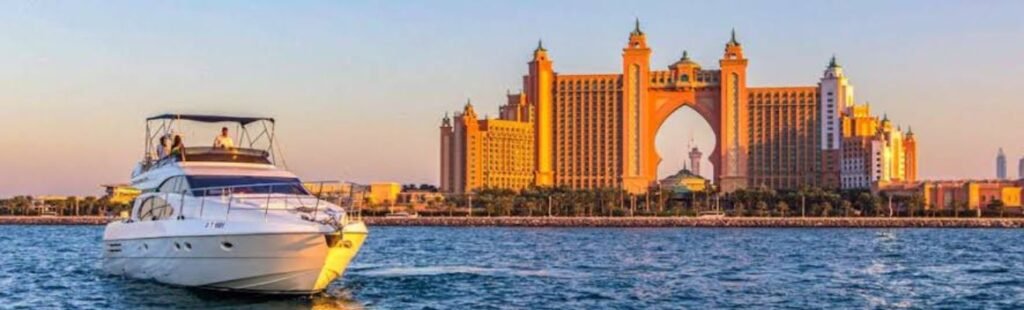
[0,216,114,225]
[364,216,1024,228]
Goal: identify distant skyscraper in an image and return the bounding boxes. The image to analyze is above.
[996,148,1007,180]
[1018,156,1023,180]
[688,140,702,177]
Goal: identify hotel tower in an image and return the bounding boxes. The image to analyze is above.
[440,21,917,194]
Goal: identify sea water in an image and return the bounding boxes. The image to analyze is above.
[1,225,1022,309]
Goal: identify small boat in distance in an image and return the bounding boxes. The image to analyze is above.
[385,211,419,218]
[696,211,726,219]
[102,114,367,294]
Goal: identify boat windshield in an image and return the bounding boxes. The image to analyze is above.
[186,176,309,196]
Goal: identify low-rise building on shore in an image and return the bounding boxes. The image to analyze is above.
[102,184,140,205]
[879,179,1023,211]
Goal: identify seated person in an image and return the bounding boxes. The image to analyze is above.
[213,127,235,149]
[169,135,186,160]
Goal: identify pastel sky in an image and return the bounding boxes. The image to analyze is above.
[1,1,1022,197]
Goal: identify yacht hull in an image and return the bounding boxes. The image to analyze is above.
[103,222,367,294]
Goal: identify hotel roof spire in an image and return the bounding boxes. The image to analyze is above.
[829,54,841,68]
[729,28,740,45]
[535,39,546,52]
[632,17,643,35]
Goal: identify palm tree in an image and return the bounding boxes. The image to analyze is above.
[496,195,515,217]
[756,201,769,217]
[820,201,833,217]
[568,190,583,217]
[12,196,33,216]
[733,202,746,217]
[855,192,877,217]
[82,196,98,216]
[907,194,924,217]
[599,188,618,217]
[841,200,854,217]
[775,201,790,217]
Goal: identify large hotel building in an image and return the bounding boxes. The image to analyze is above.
[440,22,917,194]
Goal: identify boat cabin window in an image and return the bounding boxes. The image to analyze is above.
[136,196,174,221]
[157,176,190,194]
[186,176,309,196]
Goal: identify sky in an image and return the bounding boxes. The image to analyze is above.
[1,1,1022,197]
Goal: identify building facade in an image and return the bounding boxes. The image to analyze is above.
[102,184,141,205]
[1019,156,1024,180]
[838,104,918,190]
[440,102,535,193]
[881,180,1023,211]
[440,22,917,193]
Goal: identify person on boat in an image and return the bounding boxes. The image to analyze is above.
[213,127,235,149]
[155,136,170,158]
[169,135,186,161]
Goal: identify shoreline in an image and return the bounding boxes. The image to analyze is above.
[364,216,1024,228]
[3,215,1024,228]
[0,216,113,225]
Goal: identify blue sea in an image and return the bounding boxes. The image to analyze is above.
[1,225,1022,309]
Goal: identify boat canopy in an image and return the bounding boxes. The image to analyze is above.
[141,113,280,171]
[146,114,274,125]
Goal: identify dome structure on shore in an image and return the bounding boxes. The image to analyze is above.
[658,165,709,196]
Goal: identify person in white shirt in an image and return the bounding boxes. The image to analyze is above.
[156,136,170,158]
[213,127,235,149]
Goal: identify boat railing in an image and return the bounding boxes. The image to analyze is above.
[154,180,362,225]
[142,147,272,172]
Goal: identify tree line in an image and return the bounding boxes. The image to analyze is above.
[392,186,1018,218]
[0,196,130,217]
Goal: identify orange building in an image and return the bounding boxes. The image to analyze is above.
[440,102,534,193]
[440,21,917,193]
[839,103,918,189]
[882,180,1023,211]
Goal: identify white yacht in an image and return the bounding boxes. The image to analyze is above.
[103,114,367,294]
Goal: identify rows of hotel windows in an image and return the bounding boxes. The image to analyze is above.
[648,70,722,86]
[746,89,822,189]
[465,134,479,188]
[483,127,533,170]
[824,91,837,149]
[550,70,724,93]
[554,77,623,189]
[839,143,872,188]
[471,124,534,190]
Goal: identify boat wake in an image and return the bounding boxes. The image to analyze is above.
[352,265,576,278]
